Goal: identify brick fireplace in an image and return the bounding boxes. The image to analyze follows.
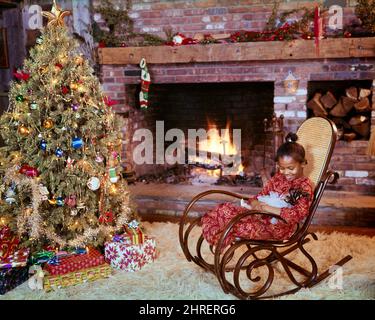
[99,54,375,193]
[94,0,375,226]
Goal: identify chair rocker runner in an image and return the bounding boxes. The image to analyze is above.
[179,116,353,299]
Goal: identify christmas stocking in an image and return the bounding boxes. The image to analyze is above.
[139,58,151,109]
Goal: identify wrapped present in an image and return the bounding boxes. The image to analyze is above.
[104,236,157,272]
[43,263,112,292]
[0,266,29,295]
[43,247,105,276]
[0,248,29,269]
[124,220,144,245]
[0,226,20,259]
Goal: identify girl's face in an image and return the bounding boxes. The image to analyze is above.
[277,155,305,181]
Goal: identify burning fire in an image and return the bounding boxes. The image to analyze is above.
[191,120,244,180]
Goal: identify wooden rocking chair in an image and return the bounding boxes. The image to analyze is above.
[179,116,352,299]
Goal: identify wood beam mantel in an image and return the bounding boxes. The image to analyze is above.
[98,37,375,65]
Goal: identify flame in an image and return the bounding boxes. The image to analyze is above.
[191,120,244,178]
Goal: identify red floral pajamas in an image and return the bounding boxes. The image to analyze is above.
[201,173,313,247]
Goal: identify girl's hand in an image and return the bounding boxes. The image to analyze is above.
[260,204,281,215]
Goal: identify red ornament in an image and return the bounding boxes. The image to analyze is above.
[55,63,63,70]
[13,70,30,81]
[103,96,118,107]
[19,164,39,178]
[344,31,352,38]
[61,86,69,94]
[99,211,114,224]
[98,41,106,48]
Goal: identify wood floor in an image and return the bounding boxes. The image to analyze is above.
[140,214,375,237]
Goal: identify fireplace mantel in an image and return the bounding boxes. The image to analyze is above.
[98,37,375,65]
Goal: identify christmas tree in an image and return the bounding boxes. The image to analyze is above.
[0,1,136,250]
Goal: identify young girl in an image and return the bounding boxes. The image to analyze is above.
[201,133,314,247]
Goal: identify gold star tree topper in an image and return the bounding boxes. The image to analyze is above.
[42,0,71,27]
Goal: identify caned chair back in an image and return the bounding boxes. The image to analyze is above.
[296,117,337,189]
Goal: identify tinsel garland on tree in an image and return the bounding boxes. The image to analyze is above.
[0,1,137,251]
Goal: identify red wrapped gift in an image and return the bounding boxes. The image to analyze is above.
[43,248,105,276]
[0,227,20,259]
[0,248,29,269]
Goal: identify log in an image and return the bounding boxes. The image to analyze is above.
[330,98,351,117]
[359,88,371,99]
[331,117,351,129]
[307,93,328,117]
[320,91,337,109]
[354,97,371,112]
[341,96,356,113]
[349,115,370,137]
[346,86,358,100]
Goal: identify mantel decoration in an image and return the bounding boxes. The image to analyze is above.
[93,0,374,49]
[283,71,299,94]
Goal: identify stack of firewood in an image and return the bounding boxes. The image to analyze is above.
[307,86,372,141]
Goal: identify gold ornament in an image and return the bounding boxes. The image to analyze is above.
[43,119,54,129]
[70,82,78,90]
[41,0,71,28]
[18,125,30,136]
[75,56,84,65]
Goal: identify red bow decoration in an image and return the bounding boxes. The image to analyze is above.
[103,96,118,107]
[13,70,30,81]
[99,211,114,224]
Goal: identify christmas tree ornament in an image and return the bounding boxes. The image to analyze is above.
[64,195,76,208]
[71,137,83,149]
[29,101,38,110]
[75,113,81,119]
[36,37,43,44]
[66,157,75,169]
[54,63,63,71]
[18,125,30,136]
[109,167,119,183]
[87,177,100,191]
[99,211,114,224]
[70,209,78,216]
[139,58,151,109]
[95,153,104,163]
[70,82,78,90]
[103,96,118,107]
[5,188,16,205]
[74,55,84,65]
[16,95,24,102]
[41,0,71,28]
[13,71,30,81]
[61,86,69,94]
[19,164,39,177]
[56,196,64,206]
[37,133,43,139]
[40,140,47,151]
[43,119,54,129]
[39,184,49,200]
[48,197,57,205]
[55,147,64,158]
[71,103,79,111]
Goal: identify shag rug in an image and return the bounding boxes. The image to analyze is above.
[1,222,374,300]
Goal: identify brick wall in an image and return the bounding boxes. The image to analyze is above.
[93,0,359,40]
[97,0,375,194]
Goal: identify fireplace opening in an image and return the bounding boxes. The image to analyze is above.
[307,80,373,141]
[128,82,275,186]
